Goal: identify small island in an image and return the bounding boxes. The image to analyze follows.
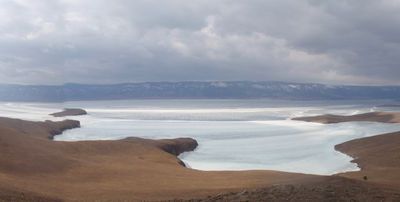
[50,108,88,117]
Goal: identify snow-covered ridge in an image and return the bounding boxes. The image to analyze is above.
[0,81,399,101]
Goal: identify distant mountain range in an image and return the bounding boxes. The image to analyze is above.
[0,81,400,102]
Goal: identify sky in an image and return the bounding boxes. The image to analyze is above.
[0,0,400,85]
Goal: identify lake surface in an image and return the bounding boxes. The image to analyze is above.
[1,99,400,175]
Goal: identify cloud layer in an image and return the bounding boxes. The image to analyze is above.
[1,0,400,85]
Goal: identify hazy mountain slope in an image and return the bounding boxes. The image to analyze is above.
[0,81,399,102]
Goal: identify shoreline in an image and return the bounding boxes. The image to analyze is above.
[292,112,400,124]
[293,112,400,187]
[1,111,400,200]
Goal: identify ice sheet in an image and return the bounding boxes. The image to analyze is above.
[1,99,399,175]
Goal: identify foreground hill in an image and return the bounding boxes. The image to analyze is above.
[1,114,400,201]
[0,117,315,201]
[1,81,400,101]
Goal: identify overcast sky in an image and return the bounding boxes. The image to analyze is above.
[1,0,400,85]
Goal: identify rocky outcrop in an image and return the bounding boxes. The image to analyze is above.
[42,120,81,139]
[123,137,198,157]
[155,138,199,156]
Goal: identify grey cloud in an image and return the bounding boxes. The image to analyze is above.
[0,0,399,85]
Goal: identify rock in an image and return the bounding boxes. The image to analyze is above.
[156,138,199,156]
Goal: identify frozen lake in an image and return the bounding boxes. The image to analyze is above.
[1,99,400,175]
